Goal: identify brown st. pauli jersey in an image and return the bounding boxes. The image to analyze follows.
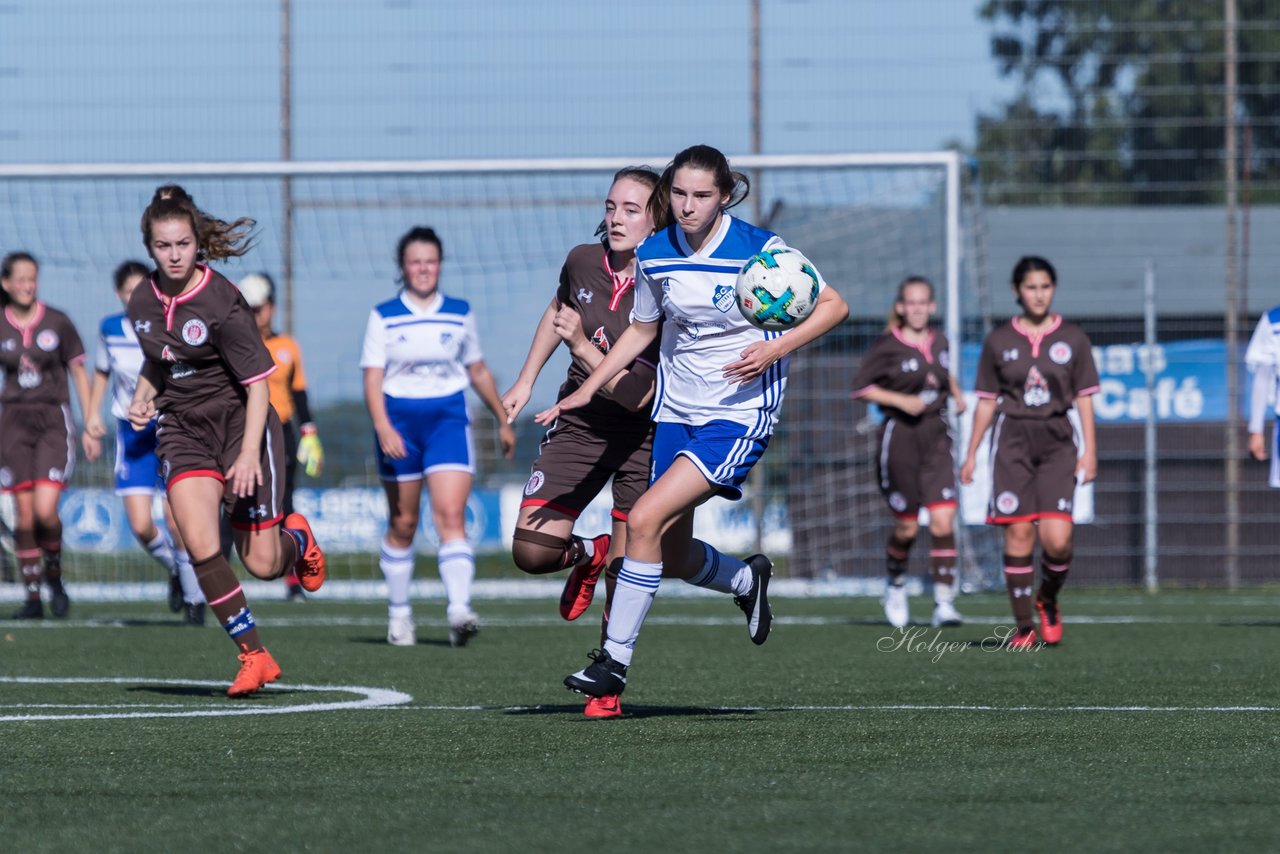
[127,265,276,415]
[0,302,85,406]
[974,315,1100,419]
[851,327,953,420]
[554,243,660,430]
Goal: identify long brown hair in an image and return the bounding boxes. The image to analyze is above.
[0,251,37,308]
[595,166,660,245]
[885,275,935,332]
[140,184,255,261]
[648,145,750,233]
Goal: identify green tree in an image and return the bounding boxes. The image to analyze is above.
[976,0,1280,204]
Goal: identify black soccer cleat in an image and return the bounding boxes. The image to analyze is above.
[48,580,70,619]
[734,554,773,646]
[12,599,44,620]
[167,574,184,612]
[184,602,207,627]
[564,648,628,698]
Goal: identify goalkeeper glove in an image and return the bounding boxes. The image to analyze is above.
[297,424,324,477]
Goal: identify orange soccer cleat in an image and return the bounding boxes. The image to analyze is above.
[1006,626,1039,651]
[559,533,610,621]
[1035,598,1063,646]
[584,693,623,719]
[285,513,327,592]
[227,646,282,697]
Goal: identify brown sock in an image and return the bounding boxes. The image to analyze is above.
[929,533,957,589]
[40,540,62,586]
[277,526,301,577]
[1038,550,1072,603]
[599,557,621,646]
[16,527,40,602]
[1003,553,1035,630]
[194,553,264,651]
[886,533,914,587]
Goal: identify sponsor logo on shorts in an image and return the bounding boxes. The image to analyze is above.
[1049,341,1072,364]
[246,504,270,520]
[0,467,11,487]
[524,470,545,496]
[181,318,208,346]
[941,487,956,500]
[1057,497,1072,512]
[47,467,64,483]
[162,459,171,479]
[712,284,736,313]
[889,492,908,512]
[995,491,1019,515]
[36,329,59,351]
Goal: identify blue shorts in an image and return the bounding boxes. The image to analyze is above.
[115,417,165,495]
[376,392,474,482]
[651,420,770,501]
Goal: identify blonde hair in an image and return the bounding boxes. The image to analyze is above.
[885,276,935,332]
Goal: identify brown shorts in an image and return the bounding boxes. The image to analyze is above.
[876,413,957,518]
[156,400,287,531]
[520,415,653,521]
[987,413,1077,524]
[0,403,74,492]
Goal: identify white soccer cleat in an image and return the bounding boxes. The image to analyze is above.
[387,614,416,647]
[931,601,963,628]
[883,584,909,628]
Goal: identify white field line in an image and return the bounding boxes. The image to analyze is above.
[0,677,411,722]
[392,703,1280,714]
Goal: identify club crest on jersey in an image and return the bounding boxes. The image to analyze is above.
[995,490,1019,515]
[524,470,545,496]
[36,329,59,352]
[181,318,208,346]
[577,288,593,304]
[591,326,609,353]
[1023,365,1050,407]
[1049,341,1072,364]
[713,284,736,313]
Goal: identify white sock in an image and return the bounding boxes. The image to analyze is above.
[438,539,475,621]
[603,557,662,666]
[934,583,956,605]
[380,539,415,611]
[577,535,595,565]
[145,530,178,574]
[687,541,752,596]
[174,549,204,604]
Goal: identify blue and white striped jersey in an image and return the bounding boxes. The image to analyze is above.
[94,312,145,420]
[359,292,482,400]
[633,214,827,434]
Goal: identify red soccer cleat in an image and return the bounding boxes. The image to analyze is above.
[1006,626,1038,650]
[227,645,282,697]
[559,533,610,621]
[285,513,326,592]
[1035,598,1063,646]
[584,693,623,719]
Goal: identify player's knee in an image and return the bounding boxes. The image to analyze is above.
[510,527,567,575]
[387,513,418,543]
[624,503,664,545]
[893,517,920,541]
[1042,546,1073,566]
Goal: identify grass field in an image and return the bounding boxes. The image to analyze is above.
[3,589,1279,852]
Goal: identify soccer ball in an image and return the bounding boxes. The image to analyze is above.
[735,247,821,331]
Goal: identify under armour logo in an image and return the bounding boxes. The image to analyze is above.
[578,288,593,304]
[1057,498,1072,511]
[134,320,151,334]
[1002,348,1019,362]
[901,358,920,373]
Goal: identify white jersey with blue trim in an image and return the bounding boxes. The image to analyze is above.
[359,291,482,400]
[1246,305,1280,431]
[633,214,827,433]
[95,312,146,420]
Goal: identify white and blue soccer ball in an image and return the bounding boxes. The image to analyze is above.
[735,247,820,331]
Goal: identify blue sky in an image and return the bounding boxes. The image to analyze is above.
[0,1,1012,406]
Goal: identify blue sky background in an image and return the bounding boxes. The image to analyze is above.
[0,1,1011,406]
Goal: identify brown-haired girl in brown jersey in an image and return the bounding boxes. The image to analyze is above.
[960,256,1099,649]
[851,277,966,630]
[0,252,94,619]
[501,167,661,719]
[127,185,327,697]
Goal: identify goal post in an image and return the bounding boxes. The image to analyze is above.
[0,152,967,592]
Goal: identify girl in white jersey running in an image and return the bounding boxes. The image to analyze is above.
[83,260,205,624]
[536,144,849,702]
[362,226,516,648]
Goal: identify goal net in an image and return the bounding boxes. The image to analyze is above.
[0,153,968,593]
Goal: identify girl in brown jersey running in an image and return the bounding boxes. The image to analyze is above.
[851,277,966,630]
[501,167,661,719]
[127,185,326,697]
[0,252,94,619]
[960,256,1099,650]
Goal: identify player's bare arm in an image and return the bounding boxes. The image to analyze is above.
[724,285,848,384]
